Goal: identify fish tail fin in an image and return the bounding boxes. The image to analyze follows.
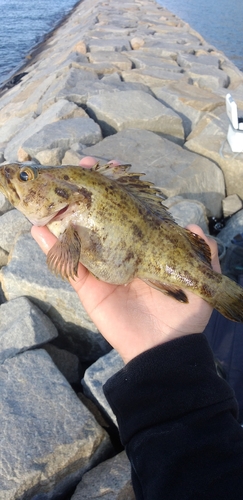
[213,274,243,322]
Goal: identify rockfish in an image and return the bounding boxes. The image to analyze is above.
[0,162,243,322]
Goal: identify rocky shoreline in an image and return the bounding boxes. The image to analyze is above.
[1,0,243,497]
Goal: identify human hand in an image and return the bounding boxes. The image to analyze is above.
[31,158,220,363]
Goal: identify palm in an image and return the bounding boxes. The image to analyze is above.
[32,225,216,363]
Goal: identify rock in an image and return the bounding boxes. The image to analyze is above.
[35,147,66,165]
[0,296,58,364]
[0,193,12,215]
[87,51,132,71]
[86,89,184,143]
[165,197,209,233]
[0,209,32,253]
[123,50,182,72]
[71,451,135,500]
[130,36,144,50]
[72,41,87,54]
[0,232,111,362]
[185,107,243,198]
[17,147,31,162]
[87,38,131,52]
[4,99,88,162]
[185,65,230,91]
[0,349,111,499]
[82,350,124,426]
[21,117,102,159]
[222,194,243,218]
[80,128,225,217]
[152,81,224,136]
[62,148,82,165]
[217,210,243,245]
[43,344,81,385]
[177,53,220,69]
[121,67,188,87]
[220,58,243,86]
[0,247,8,267]
[137,40,196,58]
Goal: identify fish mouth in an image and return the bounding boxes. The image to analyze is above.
[50,204,69,222]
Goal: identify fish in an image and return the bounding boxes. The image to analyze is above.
[0,161,243,322]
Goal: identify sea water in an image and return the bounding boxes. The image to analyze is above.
[157,0,243,70]
[0,0,79,85]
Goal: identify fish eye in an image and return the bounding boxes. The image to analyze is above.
[18,166,37,182]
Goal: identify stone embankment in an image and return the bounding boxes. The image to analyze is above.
[1,0,243,497]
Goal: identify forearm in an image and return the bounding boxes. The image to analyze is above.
[104,334,243,500]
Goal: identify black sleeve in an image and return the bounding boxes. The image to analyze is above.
[103,334,243,500]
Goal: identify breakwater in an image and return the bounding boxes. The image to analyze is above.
[0,0,243,498]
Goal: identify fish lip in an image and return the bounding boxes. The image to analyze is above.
[50,204,69,222]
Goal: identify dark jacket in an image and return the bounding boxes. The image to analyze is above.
[104,334,243,499]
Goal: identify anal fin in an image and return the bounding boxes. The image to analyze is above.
[143,279,188,303]
[47,225,81,280]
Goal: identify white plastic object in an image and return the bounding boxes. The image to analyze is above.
[226,94,243,152]
[226,93,239,129]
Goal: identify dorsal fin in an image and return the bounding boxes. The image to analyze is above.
[92,162,173,223]
[91,162,131,179]
[185,229,212,267]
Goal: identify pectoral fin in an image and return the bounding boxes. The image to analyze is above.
[46,225,81,280]
[143,279,188,303]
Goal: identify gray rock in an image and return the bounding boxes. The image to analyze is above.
[177,52,220,69]
[40,68,99,108]
[88,51,133,71]
[222,194,243,218]
[121,67,188,87]
[185,65,230,91]
[0,349,111,499]
[72,451,135,500]
[166,197,209,233]
[0,192,12,215]
[0,247,8,267]
[21,117,102,158]
[0,232,111,362]
[186,108,243,199]
[87,38,131,52]
[62,148,82,165]
[14,73,60,117]
[0,209,32,252]
[35,147,66,165]
[138,40,196,57]
[80,128,225,217]
[220,59,243,86]
[0,115,28,144]
[0,296,58,364]
[217,210,243,246]
[123,50,182,72]
[43,344,81,385]
[82,350,124,426]
[4,99,88,162]
[153,82,224,136]
[87,89,184,143]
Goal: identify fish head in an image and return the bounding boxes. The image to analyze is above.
[0,163,83,226]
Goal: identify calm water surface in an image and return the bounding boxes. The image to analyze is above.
[158,0,243,70]
[0,0,79,85]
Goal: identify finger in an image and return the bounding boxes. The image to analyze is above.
[79,157,121,169]
[186,224,221,273]
[79,156,97,168]
[31,225,56,254]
